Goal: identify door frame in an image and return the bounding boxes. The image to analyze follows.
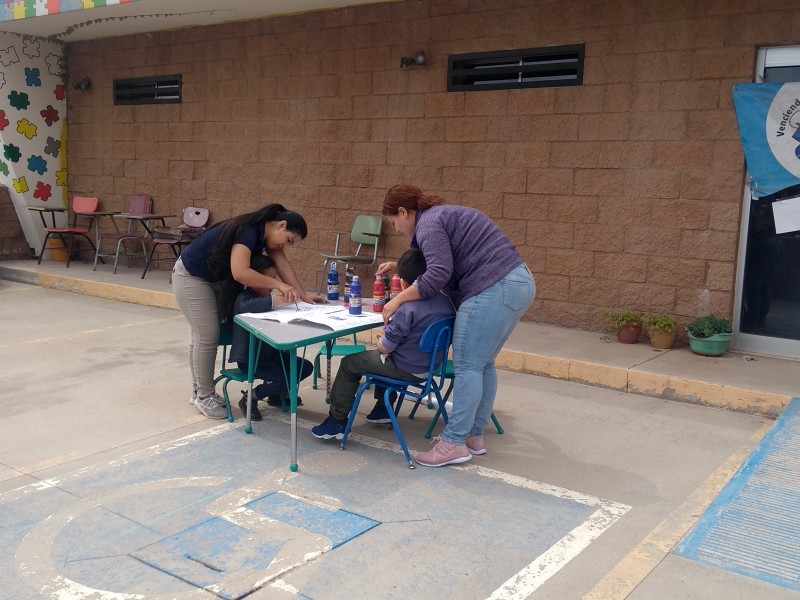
[732,45,800,359]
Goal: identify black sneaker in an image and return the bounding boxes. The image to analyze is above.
[239,391,262,421]
[311,416,347,440]
[365,400,393,424]
[266,394,303,407]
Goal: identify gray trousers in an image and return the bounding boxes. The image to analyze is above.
[329,349,422,422]
[172,257,223,398]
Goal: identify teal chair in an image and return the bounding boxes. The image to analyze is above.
[408,359,504,439]
[213,326,244,422]
[317,215,383,294]
[312,334,366,403]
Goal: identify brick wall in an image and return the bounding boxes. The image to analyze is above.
[65,0,790,330]
[0,185,30,260]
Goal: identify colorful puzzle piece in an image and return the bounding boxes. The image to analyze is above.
[40,104,58,126]
[56,168,67,187]
[24,67,41,87]
[27,155,47,175]
[17,118,37,140]
[4,143,21,162]
[44,136,60,157]
[33,181,52,202]
[13,176,28,193]
[23,39,40,59]
[0,46,20,67]
[54,84,65,101]
[9,90,30,110]
[0,111,9,130]
[0,161,8,176]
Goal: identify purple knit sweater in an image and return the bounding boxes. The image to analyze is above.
[411,204,523,306]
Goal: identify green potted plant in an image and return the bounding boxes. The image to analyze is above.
[601,310,644,344]
[686,315,733,356]
[644,313,677,349]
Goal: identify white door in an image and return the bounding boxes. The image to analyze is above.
[733,46,800,358]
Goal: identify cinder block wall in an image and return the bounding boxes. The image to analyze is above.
[66,0,788,329]
[0,186,29,259]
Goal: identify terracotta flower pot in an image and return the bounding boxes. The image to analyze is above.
[616,324,642,344]
[649,328,676,349]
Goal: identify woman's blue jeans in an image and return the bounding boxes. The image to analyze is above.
[441,263,535,446]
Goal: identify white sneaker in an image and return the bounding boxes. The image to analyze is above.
[195,393,227,419]
[189,392,197,405]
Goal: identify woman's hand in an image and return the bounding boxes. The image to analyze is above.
[300,292,328,304]
[382,297,400,325]
[376,261,397,275]
[279,284,301,304]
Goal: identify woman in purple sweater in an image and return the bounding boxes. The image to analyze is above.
[378,184,535,467]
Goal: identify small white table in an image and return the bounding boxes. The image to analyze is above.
[234,306,383,472]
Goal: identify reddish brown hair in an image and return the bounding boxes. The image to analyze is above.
[381,184,444,216]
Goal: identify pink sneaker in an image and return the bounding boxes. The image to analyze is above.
[466,435,487,456]
[416,438,472,468]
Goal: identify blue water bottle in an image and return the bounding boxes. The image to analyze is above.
[326,262,339,301]
[349,275,362,315]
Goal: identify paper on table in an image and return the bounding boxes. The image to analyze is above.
[772,195,800,234]
[239,302,384,331]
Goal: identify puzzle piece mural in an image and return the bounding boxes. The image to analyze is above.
[17,118,37,140]
[44,53,62,77]
[33,181,51,201]
[44,137,60,157]
[8,90,30,110]
[4,143,21,162]
[24,67,41,87]
[0,46,19,67]
[0,32,68,255]
[27,155,47,175]
[40,104,58,126]
[23,39,40,59]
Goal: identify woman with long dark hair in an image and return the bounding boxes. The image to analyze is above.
[173,203,324,419]
[378,184,535,467]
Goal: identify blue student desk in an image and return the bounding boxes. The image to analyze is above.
[234,305,383,471]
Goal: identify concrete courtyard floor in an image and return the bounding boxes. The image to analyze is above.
[1,260,799,599]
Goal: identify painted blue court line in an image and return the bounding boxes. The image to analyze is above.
[676,397,800,591]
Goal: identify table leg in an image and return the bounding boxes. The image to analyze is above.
[325,340,333,403]
[246,333,256,434]
[289,348,299,472]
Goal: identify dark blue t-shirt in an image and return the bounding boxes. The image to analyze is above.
[180,222,266,282]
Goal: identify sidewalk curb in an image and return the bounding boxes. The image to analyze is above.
[1,264,790,418]
[0,265,178,310]
[495,348,790,419]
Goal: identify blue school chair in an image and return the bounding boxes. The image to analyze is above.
[339,316,455,469]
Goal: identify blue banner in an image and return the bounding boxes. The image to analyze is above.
[733,83,800,197]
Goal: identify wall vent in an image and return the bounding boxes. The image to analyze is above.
[113,75,182,105]
[448,44,584,92]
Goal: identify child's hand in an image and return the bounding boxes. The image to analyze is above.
[301,293,329,304]
[376,261,396,275]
